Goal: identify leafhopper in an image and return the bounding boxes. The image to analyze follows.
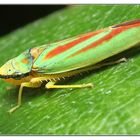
[0,19,140,113]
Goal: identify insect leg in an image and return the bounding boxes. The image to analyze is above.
[103,58,127,66]
[45,81,93,89]
[93,58,127,69]
[45,58,126,89]
[9,82,41,113]
[30,77,49,83]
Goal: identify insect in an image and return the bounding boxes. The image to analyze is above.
[0,19,140,113]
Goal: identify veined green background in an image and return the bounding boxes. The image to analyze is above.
[0,5,140,134]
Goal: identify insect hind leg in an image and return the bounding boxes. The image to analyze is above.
[45,81,93,89]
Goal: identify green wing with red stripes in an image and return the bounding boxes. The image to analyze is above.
[32,19,140,74]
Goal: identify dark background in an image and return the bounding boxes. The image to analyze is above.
[0,5,67,37]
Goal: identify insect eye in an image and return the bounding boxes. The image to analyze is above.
[8,69,11,72]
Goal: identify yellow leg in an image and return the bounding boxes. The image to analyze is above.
[93,58,127,69]
[45,81,93,89]
[101,58,127,66]
[44,58,126,89]
[9,82,41,113]
[30,77,50,83]
[31,77,93,89]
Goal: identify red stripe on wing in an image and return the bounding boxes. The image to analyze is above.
[43,29,104,60]
[68,21,140,58]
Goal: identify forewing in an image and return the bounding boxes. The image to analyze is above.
[33,19,140,74]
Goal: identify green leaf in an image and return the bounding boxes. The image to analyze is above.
[0,5,140,134]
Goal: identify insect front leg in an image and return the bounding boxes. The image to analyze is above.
[9,82,41,113]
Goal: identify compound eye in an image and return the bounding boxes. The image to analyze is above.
[7,69,12,73]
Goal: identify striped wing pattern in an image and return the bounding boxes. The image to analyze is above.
[31,19,140,74]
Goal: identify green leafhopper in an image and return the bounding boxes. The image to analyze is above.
[0,19,140,113]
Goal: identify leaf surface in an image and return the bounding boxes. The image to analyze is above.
[0,5,140,134]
